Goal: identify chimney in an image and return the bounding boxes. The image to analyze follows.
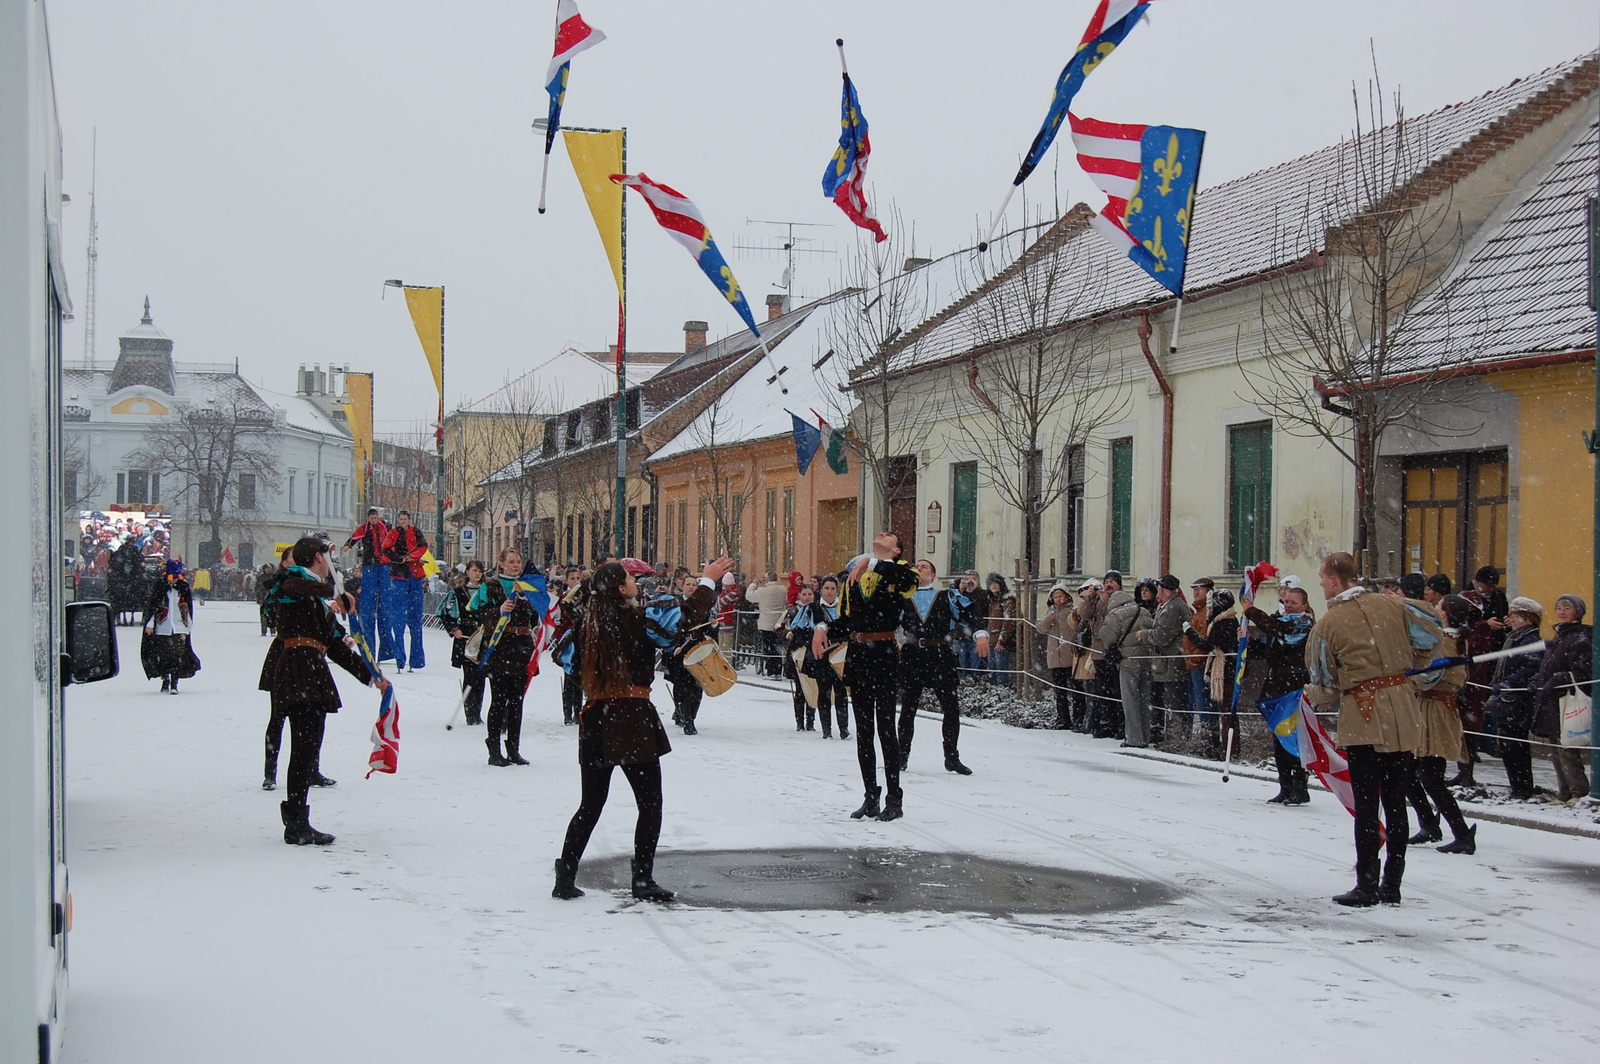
[765,293,786,322]
[903,257,932,273]
[683,320,708,353]
[297,364,309,395]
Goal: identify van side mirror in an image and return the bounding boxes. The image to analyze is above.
[65,601,119,685]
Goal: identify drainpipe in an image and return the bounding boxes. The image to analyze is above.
[1137,311,1173,574]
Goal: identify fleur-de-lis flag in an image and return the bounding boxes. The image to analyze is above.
[612,173,763,338]
[1069,112,1205,295]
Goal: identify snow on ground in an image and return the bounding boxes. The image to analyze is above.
[63,602,1600,1062]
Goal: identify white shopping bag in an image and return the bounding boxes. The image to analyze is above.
[1559,687,1593,748]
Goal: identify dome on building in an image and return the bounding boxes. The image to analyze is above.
[110,296,176,394]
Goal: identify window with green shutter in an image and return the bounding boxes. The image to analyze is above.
[1228,422,1273,571]
[950,462,977,574]
[1109,438,1133,573]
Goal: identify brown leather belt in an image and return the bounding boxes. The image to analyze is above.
[282,636,326,654]
[504,625,533,636]
[1343,674,1411,721]
[850,632,896,643]
[1420,689,1459,707]
[586,685,654,707]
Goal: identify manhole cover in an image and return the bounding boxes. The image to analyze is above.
[581,848,1176,914]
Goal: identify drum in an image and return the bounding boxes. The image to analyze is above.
[827,642,848,680]
[683,638,737,697]
[792,648,819,709]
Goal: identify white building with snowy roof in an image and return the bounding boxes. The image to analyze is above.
[64,300,354,570]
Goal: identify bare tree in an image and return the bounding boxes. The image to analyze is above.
[467,370,562,560]
[680,392,751,572]
[131,396,281,562]
[823,205,944,537]
[1242,66,1485,559]
[61,433,105,513]
[951,203,1128,628]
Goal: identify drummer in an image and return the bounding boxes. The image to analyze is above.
[785,584,821,733]
[812,575,848,740]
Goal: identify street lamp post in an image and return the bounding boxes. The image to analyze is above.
[384,279,446,558]
[533,117,629,560]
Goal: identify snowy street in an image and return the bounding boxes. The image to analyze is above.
[63,603,1600,1062]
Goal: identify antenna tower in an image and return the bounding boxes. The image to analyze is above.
[731,218,834,313]
[82,131,98,370]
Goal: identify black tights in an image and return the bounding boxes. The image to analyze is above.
[898,682,961,765]
[818,673,848,735]
[1347,746,1412,886]
[284,705,328,806]
[1409,754,1471,838]
[485,672,526,746]
[851,677,901,796]
[559,760,663,868]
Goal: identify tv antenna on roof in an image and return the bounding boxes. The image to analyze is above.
[731,218,835,314]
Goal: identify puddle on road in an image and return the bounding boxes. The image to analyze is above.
[583,848,1177,914]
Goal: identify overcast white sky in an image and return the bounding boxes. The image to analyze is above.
[46,0,1600,433]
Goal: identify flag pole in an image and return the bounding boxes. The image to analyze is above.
[755,331,789,395]
[1168,298,1184,354]
[538,149,553,214]
[976,185,1018,253]
[836,36,848,77]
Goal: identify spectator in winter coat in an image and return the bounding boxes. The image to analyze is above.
[745,571,791,677]
[1100,585,1153,746]
[985,573,1019,688]
[1135,574,1192,745]
[715,573,740,655]
[1487,597,1544,799]
[786,570,805,606]
[1186,589,1241,762]
[1182,578,1215,743]
[1071,579,1108,733]
[957,572,991,677]
[1037,583,1077,729]
[1531,594,1593,801]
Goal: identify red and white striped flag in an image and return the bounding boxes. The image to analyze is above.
[1069,112,1146,253]
[545,0,606,88]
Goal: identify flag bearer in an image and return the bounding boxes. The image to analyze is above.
[812,532,919,821]
[1305,552,1440,906]
[470,547,540,767]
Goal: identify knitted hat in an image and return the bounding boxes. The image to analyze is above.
[1426,573,1453,597]
[1474,565,1500,586]
[1102,569,1124,585]
[721,572,737,587]
[1556,594,1587,619]
[1398,573,1427,600]
[1279,574,1303,591]
[1508,596,1543,620]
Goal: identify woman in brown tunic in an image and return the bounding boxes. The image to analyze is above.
[553,555,730,901]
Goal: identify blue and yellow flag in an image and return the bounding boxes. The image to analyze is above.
[1013,0,1153,186]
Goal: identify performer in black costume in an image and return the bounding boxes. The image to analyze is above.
[657,571,708,734]
[552,555,729,902]
[812,531,919,821]
[470,547,539,767]
[440,560,486,726]
[811,575,848,739]
[897,559,981,775]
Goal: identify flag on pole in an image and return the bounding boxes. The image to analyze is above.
[822,66,887,242]
[612,173,762,337]
[565,129,626,301]
[349,628,400,778]
[1012,0,1154,187]
[543,0,606,153]
[1250,689,1362,825]
[400,287,444,403]
[1071,113,1205,295]
[789,411,823,474]
[1232,560,1279,708]
[815,411,849,475]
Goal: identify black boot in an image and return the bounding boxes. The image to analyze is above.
[486,736,510,767]
[160,676,170,693]
[806,707,816,731]
[1283,782,1311,805]
[1333,857,1380,907]
[1378,851,1405,905]
[631,856,675,902]
[281,801,334,846]
[850,787,881,819]
[311,773,337,788]
[1407,823,1442,845]
[504,739,529,766]
[552,858,585,899]
[1437,823,1477,855]
[944,754,973,776]
[878,786,904,822]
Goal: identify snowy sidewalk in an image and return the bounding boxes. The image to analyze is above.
[63,603,1600,1062]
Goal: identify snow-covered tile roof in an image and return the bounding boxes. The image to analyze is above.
[891,56,1593,376]
[1389,118,1598,370]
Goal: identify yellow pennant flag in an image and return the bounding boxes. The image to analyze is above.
[342,371,374,509]
[564,128,625,303]
[402,286,444,400]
